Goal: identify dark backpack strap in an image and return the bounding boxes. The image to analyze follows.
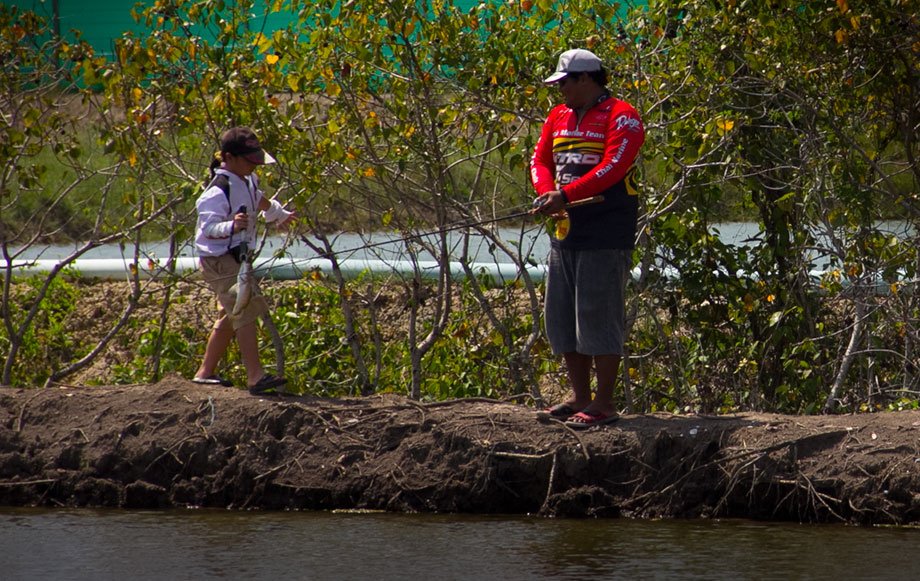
[207,173,231,206]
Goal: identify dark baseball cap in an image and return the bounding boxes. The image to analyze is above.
[220,126,276,165]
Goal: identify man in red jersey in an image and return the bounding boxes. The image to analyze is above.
[530,49,645,428]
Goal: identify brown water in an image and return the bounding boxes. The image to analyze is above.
[1,508,918,580]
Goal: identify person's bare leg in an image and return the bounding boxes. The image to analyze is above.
[194,319,234,379]
[235,322,265,387]
[562,351,594,410]
[584,354,620,416]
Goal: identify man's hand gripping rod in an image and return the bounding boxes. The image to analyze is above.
[529,194,604,214]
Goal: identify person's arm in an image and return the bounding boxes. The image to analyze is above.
[252,179,295,228]
[261,198,295,227]
[197,188,235,239]
[559,102,645,202]
[250,174,295,227]
[530,108,560,196]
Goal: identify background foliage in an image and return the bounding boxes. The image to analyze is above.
[1,0,918,413]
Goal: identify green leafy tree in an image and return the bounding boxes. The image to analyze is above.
[3,0,918,413]
[632,0,918,412]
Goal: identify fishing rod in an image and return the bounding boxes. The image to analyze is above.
[140,195,605,290]
[297,195,604,259]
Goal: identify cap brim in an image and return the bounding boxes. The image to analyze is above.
[243,150,277,165]
[543,71,567,84]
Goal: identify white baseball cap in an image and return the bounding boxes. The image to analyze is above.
[543,49,603,84]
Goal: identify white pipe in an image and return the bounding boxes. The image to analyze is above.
[5,257,550,283]
[5,257,906,294]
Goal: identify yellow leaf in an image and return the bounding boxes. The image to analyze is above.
[835,29,848,44]
[127,150,137,167]
[363,167,376,177]
[439,107,457,124]
[850,15,860,30]
[836,0,848,14]
[716,118,735,133]
[82,59,98,85]
[132,87,142,102]
[253,32,272,54]
[266,53,279,65]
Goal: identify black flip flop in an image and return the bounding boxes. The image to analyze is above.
[248,373,287,395]
[192,375,234,387]
[535,403,578,421]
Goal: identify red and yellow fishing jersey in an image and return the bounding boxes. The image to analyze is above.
[530,94,644,249]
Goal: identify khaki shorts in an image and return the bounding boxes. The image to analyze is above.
[200,254,269,330]
[544,247,630,356]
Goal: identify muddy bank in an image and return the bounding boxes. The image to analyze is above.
[2,376,920,525]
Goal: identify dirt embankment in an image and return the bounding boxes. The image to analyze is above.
[2,377,920,524]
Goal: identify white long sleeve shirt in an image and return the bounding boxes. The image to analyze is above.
[194,169,292,257]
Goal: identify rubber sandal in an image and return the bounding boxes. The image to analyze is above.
[564,410,619,429]
[248,373,287,395]
[535,403,578,421]
[192,375,234,387]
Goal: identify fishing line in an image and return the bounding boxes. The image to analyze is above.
[294,195,604,263]
[206,195,604,286]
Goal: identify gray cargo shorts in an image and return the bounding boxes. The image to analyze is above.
[544,246,630,356]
